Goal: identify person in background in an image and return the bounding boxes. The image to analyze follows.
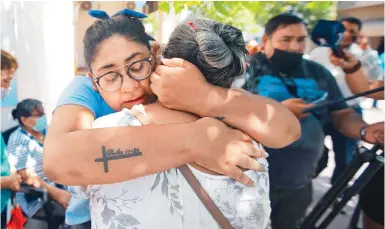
[0,49,22,228]
[246,39,264,56]
[7,99,71,218]
[242,13,384,229]
[310,17,383,184]
[329,47,384,229]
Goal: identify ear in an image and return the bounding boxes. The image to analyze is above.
[150,41,161,56]
[262,35,269,47]
[20,116,29,127]
[87,72,99,92]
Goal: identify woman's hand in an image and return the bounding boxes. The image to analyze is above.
[150,58,211,113]
[329,49,359,69]
[51,188,71,209]
[1,173,21,191]
[191,117,266,187]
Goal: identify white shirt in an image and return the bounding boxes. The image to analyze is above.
[310,43,383,107]
[89,106,271,229]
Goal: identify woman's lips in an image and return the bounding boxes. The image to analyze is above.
[123,96,145,106]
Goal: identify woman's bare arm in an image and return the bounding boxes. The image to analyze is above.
[151,58,301,149]
[44,105,262,186]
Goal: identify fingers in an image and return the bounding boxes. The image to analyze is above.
[236,141,265,158]
[13,184,20,192]
[301,103,316,109]
[161,58,186,68]
[232,129,252,142]
[236,153,266,172]
[149,72,161,94]
[225,167,255,187]
[287,98,305,103]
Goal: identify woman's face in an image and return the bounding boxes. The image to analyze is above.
[90,35,155,111]
[21,107,45,129]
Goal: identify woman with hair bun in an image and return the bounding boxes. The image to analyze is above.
[7,99,71,218]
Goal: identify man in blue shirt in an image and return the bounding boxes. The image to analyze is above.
[242,14,384,229]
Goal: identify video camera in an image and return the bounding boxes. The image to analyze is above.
[311,19,346,58]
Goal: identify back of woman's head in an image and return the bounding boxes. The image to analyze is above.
[12,99,42,125]
[163,19,248,88]
[83,14,153,70]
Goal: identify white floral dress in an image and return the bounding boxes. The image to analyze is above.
[89,105,271,229]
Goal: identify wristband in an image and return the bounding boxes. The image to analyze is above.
[360,126,368,142]
[343,61,362,74]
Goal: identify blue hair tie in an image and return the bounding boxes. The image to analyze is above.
[113,8,147,18]
[88,8,155,41]
[88,10,110,20]
[88,8,148,20]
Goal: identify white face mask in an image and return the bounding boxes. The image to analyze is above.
[1,87,11,100]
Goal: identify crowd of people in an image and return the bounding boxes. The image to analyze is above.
[1,8,384,229]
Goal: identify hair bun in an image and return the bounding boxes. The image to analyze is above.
[11,109,18,120]
[195,20,247,70]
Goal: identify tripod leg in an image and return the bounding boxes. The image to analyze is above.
[316,157,383,229]
[348,204,361,229]
[300,152,364,229]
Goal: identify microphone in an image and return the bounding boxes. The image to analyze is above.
[302,86,385,114]
[311,20,346,58]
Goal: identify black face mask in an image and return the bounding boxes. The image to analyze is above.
[269,49,303,74]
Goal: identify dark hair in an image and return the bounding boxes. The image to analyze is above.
[12,99,43,126]
[83,15,153,70]
[341,17,362,31]
[1,49,18,70]
[163,19,247,88]
[265,13,305,36]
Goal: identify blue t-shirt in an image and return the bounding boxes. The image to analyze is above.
[244,53,348,190]
[56,76,114,225]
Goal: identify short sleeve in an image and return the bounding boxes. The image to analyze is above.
[56,76,114,118]
[7,133,30,171]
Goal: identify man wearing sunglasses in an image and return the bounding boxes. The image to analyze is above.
[310,17,384,185]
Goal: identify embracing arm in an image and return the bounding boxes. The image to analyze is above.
[196,86,301,148]
[151,58,300,149]
[44,105,260,186]
[44,105,194,185]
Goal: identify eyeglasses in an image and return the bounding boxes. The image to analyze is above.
[93,57,153,92]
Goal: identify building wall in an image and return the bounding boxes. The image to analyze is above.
[1,1,75,131]
[74,1,128,72]
[337,1,384,49]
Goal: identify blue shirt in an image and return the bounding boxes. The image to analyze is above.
[56,76,114,225]
[7,127,52,217]
[245,54,348,190]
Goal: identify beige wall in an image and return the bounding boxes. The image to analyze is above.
[337,2,384,37]
[74,1,127,70]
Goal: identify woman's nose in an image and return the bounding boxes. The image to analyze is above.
[120,73,139,92]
